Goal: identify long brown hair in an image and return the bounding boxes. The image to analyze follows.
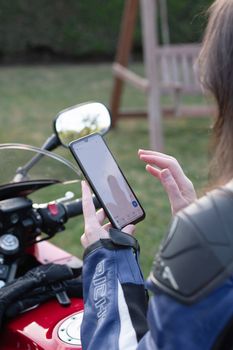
[198,0,233,185]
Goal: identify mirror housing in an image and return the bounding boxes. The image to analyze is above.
[54,102,111,147]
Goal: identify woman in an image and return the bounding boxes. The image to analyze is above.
[80,0,233,348]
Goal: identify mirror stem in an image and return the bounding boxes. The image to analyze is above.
[41,133,61,152]
[14,134,61,181]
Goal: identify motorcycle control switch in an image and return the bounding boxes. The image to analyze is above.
[47,203,59,216]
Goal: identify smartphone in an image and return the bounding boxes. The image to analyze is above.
[69,133,145,229]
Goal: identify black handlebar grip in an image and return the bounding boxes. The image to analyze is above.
[63,199,83,218]
[64,196,101,219]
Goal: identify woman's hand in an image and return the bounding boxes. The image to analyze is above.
[81,180,135,249]
[138,149,197,215]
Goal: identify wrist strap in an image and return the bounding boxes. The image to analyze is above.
[108,228,139,251]
[84,228,139,259]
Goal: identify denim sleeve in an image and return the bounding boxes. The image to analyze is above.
[81,244,148,350]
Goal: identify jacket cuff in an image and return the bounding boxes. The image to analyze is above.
[83,228,140,259]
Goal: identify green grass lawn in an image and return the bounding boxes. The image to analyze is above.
[0,63,212,276]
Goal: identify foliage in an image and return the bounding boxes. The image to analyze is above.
[0,0,213,62]
[0,0,125,61]
[167,0,213,43]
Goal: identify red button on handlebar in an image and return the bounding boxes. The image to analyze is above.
[47,203,59,216]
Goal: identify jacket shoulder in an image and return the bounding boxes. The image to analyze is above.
[150,187,233,303]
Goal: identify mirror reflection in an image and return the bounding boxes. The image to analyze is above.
[55,102,111,146]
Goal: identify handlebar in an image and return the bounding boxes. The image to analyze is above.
[63,196,101,218]
[35,195,101,239]
[0,195,102,249]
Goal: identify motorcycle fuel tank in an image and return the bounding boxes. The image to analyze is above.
[0,297,84,350]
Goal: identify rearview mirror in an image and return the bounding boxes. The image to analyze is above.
[54,102,111,147]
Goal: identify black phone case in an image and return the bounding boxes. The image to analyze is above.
[69,133,145,229]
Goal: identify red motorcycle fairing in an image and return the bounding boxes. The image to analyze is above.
[0,242,84,349]
[0,297,84,349]
[27,240,83,267]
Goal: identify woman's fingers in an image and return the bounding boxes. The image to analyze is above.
[145,164,161,179]
[139,153,195,196]
[140,150,197,214]
[138,149,173,160]
[122,224,136,235]
[103,222,112,232]
[160,169,188,214]
[81,180,99,229]
[80,232,89,248]
[81,181,108,228]
[96,208,106,226]
[81,180,110,248]
[139,154,184,180]
[146,166,193,214]
[81,181,138,249]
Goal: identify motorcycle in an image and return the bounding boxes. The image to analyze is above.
[0,102,111,350]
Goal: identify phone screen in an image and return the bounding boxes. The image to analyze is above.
[69,133,145,229]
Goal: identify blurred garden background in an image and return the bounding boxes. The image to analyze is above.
[0,0,213,276]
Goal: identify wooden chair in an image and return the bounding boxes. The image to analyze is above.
[110,0,214,150]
